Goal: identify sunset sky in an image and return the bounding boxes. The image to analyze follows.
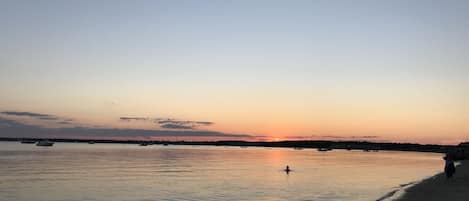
[0,0,468,144]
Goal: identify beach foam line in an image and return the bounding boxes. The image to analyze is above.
[386,176,437,201]
[376,175,437,201]
[376,189,399,201]
[376,183,414,201]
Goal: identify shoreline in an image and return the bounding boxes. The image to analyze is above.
[393,161,467,201]
[376,181,416,201]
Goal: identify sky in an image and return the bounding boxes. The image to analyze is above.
[0,0,468,144]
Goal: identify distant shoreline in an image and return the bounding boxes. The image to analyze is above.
[1,137,466,155]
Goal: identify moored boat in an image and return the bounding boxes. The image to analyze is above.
[317,147,332,152]
[36,140,54,147]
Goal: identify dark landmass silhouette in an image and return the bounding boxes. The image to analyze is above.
[1,137,467,160]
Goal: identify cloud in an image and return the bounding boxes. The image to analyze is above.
[154,118,214,130]
[120,117,149,121]
[0,118,19,128]
[195,121,214,126]
[118,117,214,130]
[355,135,379,139]
[1,111,73,124]
[1,111,53,118]
[160,123,193,129]
[155,119,194,125]
[0,117,249,139]
[38,116,60,120]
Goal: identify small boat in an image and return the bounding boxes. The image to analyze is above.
[88,141,95,144]
[317,147,331,152]
[139,142,149,146]
[163,143,169,146]
[21,140,36,144]
[36,140,54,147]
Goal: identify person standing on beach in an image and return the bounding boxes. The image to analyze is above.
[444,154,456,179]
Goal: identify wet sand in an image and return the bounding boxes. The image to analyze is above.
[396,161,468,201]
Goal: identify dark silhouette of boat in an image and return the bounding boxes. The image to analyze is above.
[36,140,54,147]
[88,141,95,144]
[317,147,332,152]
[346,145,353,151]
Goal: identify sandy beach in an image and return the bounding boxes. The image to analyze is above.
[396,161,468,201]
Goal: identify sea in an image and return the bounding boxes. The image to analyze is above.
[0,142,443,201]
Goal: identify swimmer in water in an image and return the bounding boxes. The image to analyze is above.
[285,165,291,173]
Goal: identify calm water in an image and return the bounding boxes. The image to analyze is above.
[0,142,443,201]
